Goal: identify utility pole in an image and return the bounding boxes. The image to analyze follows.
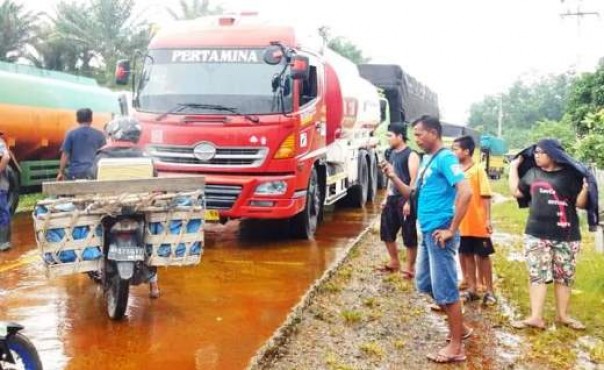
[560,0,599,22]
[559,0,600,69]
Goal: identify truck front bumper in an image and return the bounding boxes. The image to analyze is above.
[158,172,307,219]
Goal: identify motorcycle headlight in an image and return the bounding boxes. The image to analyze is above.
[254,181,287,195]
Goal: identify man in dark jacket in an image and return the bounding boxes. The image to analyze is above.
[94,117,160,299]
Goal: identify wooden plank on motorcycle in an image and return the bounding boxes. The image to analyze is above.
[42,176,206,196]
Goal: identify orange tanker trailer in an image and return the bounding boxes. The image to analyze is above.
[0,61,123,212]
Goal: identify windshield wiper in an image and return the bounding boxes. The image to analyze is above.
[155,103,260,123]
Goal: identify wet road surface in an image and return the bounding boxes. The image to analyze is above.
[0,201,381,370]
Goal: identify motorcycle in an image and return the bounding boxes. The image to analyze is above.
[0,322,43,370]
[101,213,154,320]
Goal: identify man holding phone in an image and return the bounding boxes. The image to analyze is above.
[381,115,472,364]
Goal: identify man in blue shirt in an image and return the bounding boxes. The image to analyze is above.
[57,108,106,181]
[382,115,472,364]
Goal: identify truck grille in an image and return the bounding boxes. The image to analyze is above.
[205,184,242,210]
[147,145,268,168]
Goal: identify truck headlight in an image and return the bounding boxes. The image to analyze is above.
[254,181,287,195]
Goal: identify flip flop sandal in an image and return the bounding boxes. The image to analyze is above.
[375,265,399,273]
[461,291,480,303]
[426,352,467,364]
[401,270,415,280]
[483,292,498,306]
[510,320,546,330]
[556,319,586,331]
[429,303,444,312]
[446,327,474,342]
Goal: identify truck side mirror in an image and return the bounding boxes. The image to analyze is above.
[263,46,283,65]
[290,55,310,80]
[115,60,131,85]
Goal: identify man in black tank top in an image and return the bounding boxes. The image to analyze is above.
[378,122,420,278]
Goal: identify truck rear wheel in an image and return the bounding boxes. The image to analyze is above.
[346,156,369,208]
[7,166,19,215]
[290,167,322,239]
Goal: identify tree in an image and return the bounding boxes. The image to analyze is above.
[468,73,575,148]
[328,37,370,65]
[574,109,604,167]
[566,65,604,134]
[530,118,576,150]
[53,0,152,84]
[0,0,39,62]
[167,0,223,20]
[28,22,92,74]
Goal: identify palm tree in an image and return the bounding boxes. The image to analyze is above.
[53,0,152,83]
[167,0,223,20]
[0,0,40,62]
[28,23,93,75]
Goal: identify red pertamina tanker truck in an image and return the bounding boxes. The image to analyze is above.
[116,14,438,239]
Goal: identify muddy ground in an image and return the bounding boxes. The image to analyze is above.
[251,223,528,370]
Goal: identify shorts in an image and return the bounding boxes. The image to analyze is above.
[416,229,460,305]
[459,236,495,257]
[524,234,581,287]
[380,196,418,247]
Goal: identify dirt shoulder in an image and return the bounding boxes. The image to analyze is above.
[250,222,522,370]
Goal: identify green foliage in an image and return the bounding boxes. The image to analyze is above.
[52,0,152,84]
[530,118,576,150]
[328,37,370,65]
[28,22,94,75]
[566,65,604,134]
[574,109,604,167]
[469,73,575,148]
[0,0,39,62]
[166,0,223,20]
[16,192,44,213]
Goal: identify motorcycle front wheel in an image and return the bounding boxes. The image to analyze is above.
[1,333,43,370]
[106,273,130,320]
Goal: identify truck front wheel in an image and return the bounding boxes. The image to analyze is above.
[7,165,20,215]
[290,167,322,239]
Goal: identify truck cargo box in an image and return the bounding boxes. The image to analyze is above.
[358,64,439,123]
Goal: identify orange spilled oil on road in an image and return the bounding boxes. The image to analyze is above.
[0,201,381,370]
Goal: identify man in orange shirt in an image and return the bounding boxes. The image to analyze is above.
[452,136,497,306]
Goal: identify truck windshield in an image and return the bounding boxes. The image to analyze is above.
[137,48,293,115]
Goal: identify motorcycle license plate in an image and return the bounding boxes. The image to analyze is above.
[204,209,220,222]
[108,246,145,261]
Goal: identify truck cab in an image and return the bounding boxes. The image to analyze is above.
[116,15,383,238]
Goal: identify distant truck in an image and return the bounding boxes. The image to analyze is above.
[480,134,508,179]
[0,61,123,213]
[440,123,508,179]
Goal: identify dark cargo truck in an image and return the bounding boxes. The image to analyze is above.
[358,64,440,124]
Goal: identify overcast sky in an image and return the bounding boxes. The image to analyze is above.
[21,0,604,122]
